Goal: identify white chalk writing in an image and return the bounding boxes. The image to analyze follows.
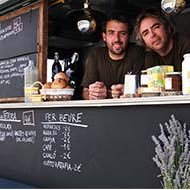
[42,112,88,128]
[0,110,20,122]
[0,16,23,41]
[41,112,86,173]
[0,110,36,144]
[0,56,29,85]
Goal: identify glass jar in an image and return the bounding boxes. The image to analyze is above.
[164,72,182,91]
[182,53,190,95]
[140,70,148,87]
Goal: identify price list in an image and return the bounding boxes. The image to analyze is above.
[41,112,88,173]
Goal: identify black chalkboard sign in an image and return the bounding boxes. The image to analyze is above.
[0,106,158,188]
[1,103,190,188]
[0,54,37,99]
[0,9,38,60]
[0,5,41,102]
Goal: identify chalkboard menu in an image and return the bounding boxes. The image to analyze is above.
[0,104,189,188]
[0,54,37,98]
[0,9,38,59]
[1,104,181,188]
[0,107,94,188]
[0,6,40,102]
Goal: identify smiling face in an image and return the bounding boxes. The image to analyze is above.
[139,16,172,55]
[102,20,129,60]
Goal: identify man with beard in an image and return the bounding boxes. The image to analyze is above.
[81,14,145,100]
[135,8,190,71]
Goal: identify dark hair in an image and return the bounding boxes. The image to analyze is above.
[134,8,175,46]
[101,14,133,36]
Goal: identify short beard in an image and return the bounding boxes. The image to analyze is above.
[110,48,124,55]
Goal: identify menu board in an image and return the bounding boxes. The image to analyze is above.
[0,105,165,188]
[0,8,39,101]
[0,54,37,98]
[0,9,38,59]
[41,111,89,173]
[0,107,93,187]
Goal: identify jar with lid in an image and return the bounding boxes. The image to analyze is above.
[140,70,148,87]
[164,72,182,91]
[182,53,190,95]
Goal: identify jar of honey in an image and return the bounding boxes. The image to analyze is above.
[164,72,182,91]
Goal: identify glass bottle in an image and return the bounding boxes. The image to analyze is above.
[24,59,38,102]
[66,52,79,88]
[52,52,62,81]
[65,52,79,77]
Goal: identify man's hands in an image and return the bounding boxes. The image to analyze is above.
[88,81,107,100]
[83,82,124,100]
[111,84,124,98]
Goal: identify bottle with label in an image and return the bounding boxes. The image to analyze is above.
[24,60,38,102]
[182,53,190,95]
[65,52,79,88]
[52,52,62,81]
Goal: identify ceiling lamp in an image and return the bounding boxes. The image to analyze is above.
[67,0,106,35]
[161,0,186,14]
[77,0,96,34]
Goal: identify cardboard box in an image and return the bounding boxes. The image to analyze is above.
[146,65,174,88]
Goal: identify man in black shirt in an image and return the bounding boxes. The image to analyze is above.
[81,14,145,100]
[134,8,190,71]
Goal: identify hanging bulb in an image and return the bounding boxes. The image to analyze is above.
[161,0,186,14]
[77,14,96,34]
[77,0,96,34]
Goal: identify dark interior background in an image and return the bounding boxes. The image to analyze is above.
[47,0,190,100]
[1,0,190,50]
[1,0,190,99]
[47,0,190,49]
[48,0,162,49]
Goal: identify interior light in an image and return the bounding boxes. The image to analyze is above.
[77,14,96,34]
[161,0,186,14]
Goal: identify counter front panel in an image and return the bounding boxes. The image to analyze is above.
[0,100,189,188]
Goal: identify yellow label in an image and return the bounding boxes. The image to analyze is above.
[147,73,164,88]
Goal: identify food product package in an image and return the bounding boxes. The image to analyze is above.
[146,65,174,89]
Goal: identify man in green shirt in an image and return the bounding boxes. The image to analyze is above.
[81,14,145,100]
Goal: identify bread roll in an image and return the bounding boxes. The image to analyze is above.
[54,72,69,82]
[43,82,52,89]
[51,79,67,89]
[43,72,70,89]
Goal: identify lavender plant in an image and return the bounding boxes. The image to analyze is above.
[152,114,190,188]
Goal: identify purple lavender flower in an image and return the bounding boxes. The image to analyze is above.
[152,115,190,188]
